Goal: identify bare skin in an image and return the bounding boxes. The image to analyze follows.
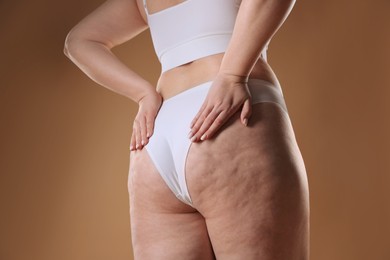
[64,0,309,259]
[129,103,309,259]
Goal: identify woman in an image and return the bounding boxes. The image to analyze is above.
[64,0,310,259]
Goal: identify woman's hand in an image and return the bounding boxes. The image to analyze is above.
[130,90,162,151]
[188,73,252,142]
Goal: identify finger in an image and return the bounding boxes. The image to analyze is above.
[130,131,136,151]
[189,105,213,138]
[146,114,155,139]
[190,100,208,128]
[138,115,148,149]
[240,98,252,126]
[195,108,228,141]
[133,119,142,150]
[199,110,230,141]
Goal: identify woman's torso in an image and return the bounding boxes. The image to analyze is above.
[137,0,280,100]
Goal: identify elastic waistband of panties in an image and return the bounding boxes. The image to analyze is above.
[161,78,277,104]
[162,80,214,104]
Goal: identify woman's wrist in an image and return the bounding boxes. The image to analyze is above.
[134,85,158,104]
[216,70,249,84]
[136,88,162,105]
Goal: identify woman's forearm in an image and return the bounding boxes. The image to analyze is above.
[64,36,154,103]
[219,0,296,79]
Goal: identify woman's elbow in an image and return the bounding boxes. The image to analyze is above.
[63,34,71,58]
[63,32,78,59]
[63,29,89,59]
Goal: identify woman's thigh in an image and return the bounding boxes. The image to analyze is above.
[185,102,310,260]
[128,149,215,259]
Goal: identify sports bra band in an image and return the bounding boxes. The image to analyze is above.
[141,0,270,73]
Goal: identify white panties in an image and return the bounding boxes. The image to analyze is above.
[144,78,289,207]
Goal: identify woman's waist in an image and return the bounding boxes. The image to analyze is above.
[156,54,279,101]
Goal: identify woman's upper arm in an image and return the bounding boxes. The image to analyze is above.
[65,0,148,49]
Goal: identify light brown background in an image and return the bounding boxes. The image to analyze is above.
[0,0,389,259]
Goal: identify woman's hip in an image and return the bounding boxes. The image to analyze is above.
[184,98,307,213]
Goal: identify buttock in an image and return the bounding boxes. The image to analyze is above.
[144,80,213,206]
[143,78,290,207]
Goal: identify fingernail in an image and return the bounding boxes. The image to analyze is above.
[190,135,197,142]
[129,145,134,150]
[200,133,207,141]
[147,132,150,138]
[141,140,144,145]
[188,130,193,139]
[243,118,248,126]
[136,144,139,149]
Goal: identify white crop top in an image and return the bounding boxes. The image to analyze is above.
[142,0,269,73]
